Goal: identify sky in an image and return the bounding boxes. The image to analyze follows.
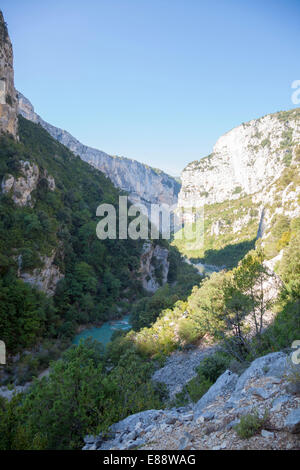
[1,0,300,175]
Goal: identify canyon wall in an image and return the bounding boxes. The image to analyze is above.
[178,108,300,208]
[17,92,180,207]
[0,12,18,137]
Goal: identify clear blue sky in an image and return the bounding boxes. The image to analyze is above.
[2,0,300,175]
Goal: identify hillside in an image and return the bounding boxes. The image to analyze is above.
[0,116,143,351]
[17,92,180,207]
[87,107,300,451]
[85,351,300,450]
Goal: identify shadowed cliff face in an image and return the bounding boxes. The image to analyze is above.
[0,11,18,137]
[17,92,181,206]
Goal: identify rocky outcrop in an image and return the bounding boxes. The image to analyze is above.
[152,345,216,398]
[0,157,62,295]
[1,160,55,207]
[0,11,18,137]
[17,92,180,207]
[18,251,63,296]
[139,241,169,292]
[0,383,30,402]
[84,351,300,450]
[178,108,300,208]
[1,160,39,206]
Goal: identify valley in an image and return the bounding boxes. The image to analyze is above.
[0,8,299,452]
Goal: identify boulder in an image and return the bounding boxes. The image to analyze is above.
[250,386,277,400]
[126,438,145,450]
[194,370,238,417]
[83,435,96,445]
[109,409,163,434]
[261,430,274,438]
[229,352,287,404]
[271,395,291,412]
[165,416,177,425]
[285,409,300,433]
[201,411,215,421]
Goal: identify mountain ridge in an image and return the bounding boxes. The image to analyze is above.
[17,92,180,207]
[178,107,300,208]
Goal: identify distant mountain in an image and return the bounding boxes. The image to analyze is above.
[17,92,180,207]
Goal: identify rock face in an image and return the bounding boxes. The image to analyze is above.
[193,370,239,417]
[285,409,300,433]
[85,351,300,450]
[178,109,300,208]
[139,241,169,292]
[17,93,180,207]
[1,158,62,295]
[1,160,39,206]
[19,251,63,296]
[1,160,55,207]
[0,11,18,137]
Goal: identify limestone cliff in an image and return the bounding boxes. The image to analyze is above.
[18,251,63,296]
[17,92,180,207]
[1,160,55,207]
[1,159,62,295]
[0,11,18,137]
[178,108,300,208]
[139,241,169,292]
[174,109,300,264]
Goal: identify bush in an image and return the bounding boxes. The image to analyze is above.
[234,410,268,439]
[186,375,212,402]
[184,353,230,403]
[196,354,230,382]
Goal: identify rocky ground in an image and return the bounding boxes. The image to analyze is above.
[83,351,300,451]
[152,342,216,399]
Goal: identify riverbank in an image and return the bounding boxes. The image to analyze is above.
[73,315,132,347]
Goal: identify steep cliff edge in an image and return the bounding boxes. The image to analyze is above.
[17,92,180,206]
[139,241,169,293]
[0,12,18,137]
[174,110,300,264]
[178,108,300,208]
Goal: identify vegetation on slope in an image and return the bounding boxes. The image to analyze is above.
[172,195,260,267]
[0,117,200,449]
[0,117,299,451]
[0,117,148,355]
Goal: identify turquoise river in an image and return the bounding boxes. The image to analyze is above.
[73,315,131,347]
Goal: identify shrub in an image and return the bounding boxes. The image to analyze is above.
[196,354,230,383]
[177,318,199,345]
[234,410,268,439]
[233,186,242,194]
[186,375,212,402]
[184,353,230,403]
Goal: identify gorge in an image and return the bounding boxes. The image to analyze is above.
[0,8,299,452]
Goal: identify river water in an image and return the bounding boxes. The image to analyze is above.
[73,315,131,347]
[73,260,223,347]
